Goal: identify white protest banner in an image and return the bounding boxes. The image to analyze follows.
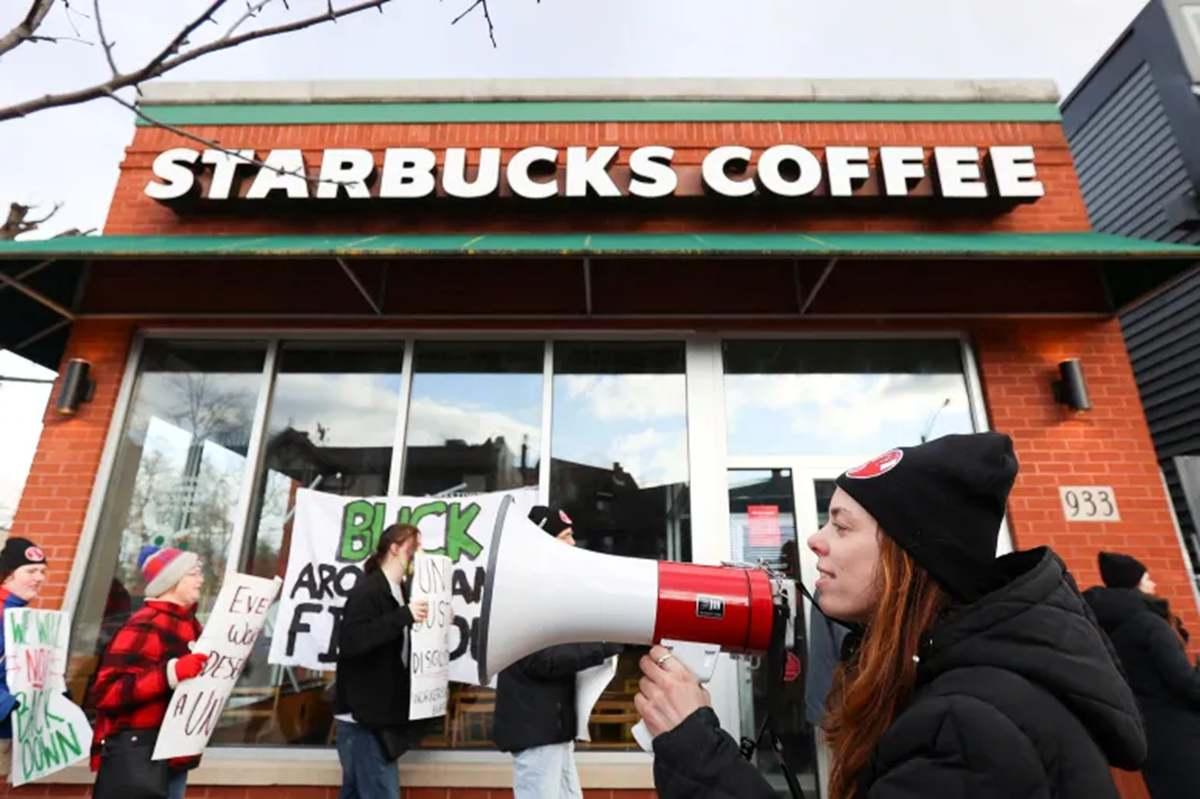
[4,608,92,786]
[268,487,534,685]
[153,573,281,760]
[409,552,453,720]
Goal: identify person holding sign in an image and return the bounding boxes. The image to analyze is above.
[90,546,207,799]
[334,523,428,799]
[493,506,623,799]
[0,537,48,740]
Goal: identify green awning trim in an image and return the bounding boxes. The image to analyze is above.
[1,232,1196,259]
[134,101,1063,126]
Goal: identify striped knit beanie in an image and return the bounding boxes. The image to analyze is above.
[138,545,199,598]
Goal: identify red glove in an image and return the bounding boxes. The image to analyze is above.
[172,653,209,682]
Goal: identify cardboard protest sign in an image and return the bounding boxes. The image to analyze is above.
[4,608,92,786]
[408,552,453,720]
[153,573,281,760]
[268,487,534,685]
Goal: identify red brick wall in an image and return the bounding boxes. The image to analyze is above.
[973,316,1200,655]
[8,320,136,609]
[104,120,1089,236]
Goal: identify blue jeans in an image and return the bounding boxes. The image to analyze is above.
[336,720,400,799]
[167,770,187,799]
[513,741,583,799]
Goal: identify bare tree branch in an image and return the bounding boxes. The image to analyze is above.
[106,91,354,191]
[1,201,63,240]
[0,0,57,58]
[92,0,118,77]
[0,0,392,122]
[451,0,496,48]
[224,0,279,40]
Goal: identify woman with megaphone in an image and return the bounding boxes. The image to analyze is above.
[637,432,1148,799]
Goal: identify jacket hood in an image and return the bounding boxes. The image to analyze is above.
[1083,585,1169,633]
[919,547,1146,769]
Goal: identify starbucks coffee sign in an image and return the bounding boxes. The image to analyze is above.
[145,144,1045,203]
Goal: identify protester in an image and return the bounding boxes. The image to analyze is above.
[0,537,48,739]
[493,505,623,799]
[637,432,1147,799]
[1085,551,1200,799]
[90,545,206,799]
[334,523,428,799]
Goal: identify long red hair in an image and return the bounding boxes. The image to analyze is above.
[823,533,950,799]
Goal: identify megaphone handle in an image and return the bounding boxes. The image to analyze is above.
[633,640,723,752]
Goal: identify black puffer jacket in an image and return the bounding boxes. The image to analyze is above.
[334,569,416,732]
[653,548,1146,798]
[493,643,619,753]
[1085,586,1200,799]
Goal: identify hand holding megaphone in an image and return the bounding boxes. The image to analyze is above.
[633,642,721,749]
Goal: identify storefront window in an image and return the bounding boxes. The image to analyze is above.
[723,339,975,456]
[213,343,405,747]
[551,341,690,749]
[403,340,544,748]
[68,340,267,707]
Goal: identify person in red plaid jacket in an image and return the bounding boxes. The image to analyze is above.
[89,545,208,799]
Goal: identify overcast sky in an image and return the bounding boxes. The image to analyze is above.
[0,0,1151,525]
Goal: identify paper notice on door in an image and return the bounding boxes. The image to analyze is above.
[575,655,619,741]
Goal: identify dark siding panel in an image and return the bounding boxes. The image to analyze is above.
[1069,60,1200,567]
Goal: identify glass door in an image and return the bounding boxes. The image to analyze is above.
[727,458,849,799]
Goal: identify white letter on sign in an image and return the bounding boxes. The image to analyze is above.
[508,146,559,199]
[379,148,436,199]
[246,149,310,199]
[702,146,755,197]
[318,149,377,199]
[757,145,822,197]
[825,147,871,197]
[566,146,621,198]
[202,149,254,200]
[933,147,988,199]
[145,148,200,200]
[628,146,677,198]
[444,147,501,198]
[989,146,1045,199]
[880,147,926,196]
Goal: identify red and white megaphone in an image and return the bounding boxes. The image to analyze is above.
[476,495,792,718]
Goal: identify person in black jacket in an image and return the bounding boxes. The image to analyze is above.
[1085,551,1200,799]
[635,432,1147,799]
[334,523,429,799]
[493,505,623,799]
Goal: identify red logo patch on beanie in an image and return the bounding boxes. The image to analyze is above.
[559,510,573,526]
[845,448,904,480]
[24,546,45,563]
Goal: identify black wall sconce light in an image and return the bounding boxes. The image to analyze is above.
[55,358,95,416]
[1052,358,1092,411]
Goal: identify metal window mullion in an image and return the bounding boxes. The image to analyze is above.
[224,340,280,581]
[387,339,417,496]
[538,340,554,504]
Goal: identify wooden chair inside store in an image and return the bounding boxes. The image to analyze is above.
[450,686,495,747]
[586,697,639,749]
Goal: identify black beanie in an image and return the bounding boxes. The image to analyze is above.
[834,432,1018,603]
[0,537,47,577]
[1098,552,1147,589]
[528,505,574,536]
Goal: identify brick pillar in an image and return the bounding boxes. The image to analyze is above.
[973,316,1200,657]
[9,320,136,610]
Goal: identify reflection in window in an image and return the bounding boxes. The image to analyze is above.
[214,343,404,747]
[67,341,266,711]
[724,340,975,456]
[403,341,544,749]
[551,341,690,750]
[403,341,543,497]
